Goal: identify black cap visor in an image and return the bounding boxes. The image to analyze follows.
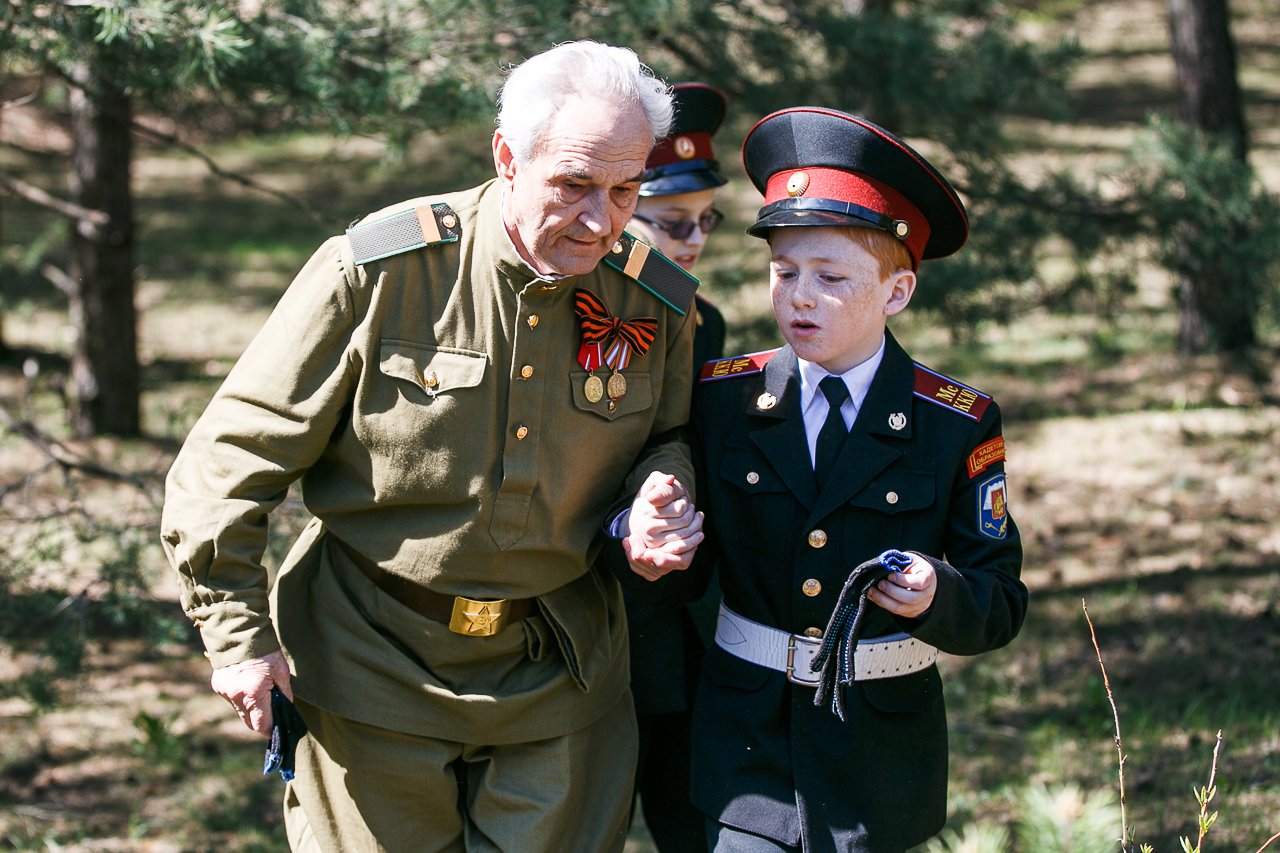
[745,197,907,240]
[640,159,728,196]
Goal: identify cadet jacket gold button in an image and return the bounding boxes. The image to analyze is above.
[516,426,528,439]
[521,365,533,379]
[886,491,899,504]
[803,627,823,639]
[442,214,457,229]
[746,472,760,484]
[424,371,438,388]
[808,529,827,548]
[528,315,539,328]
[802,578,822,597]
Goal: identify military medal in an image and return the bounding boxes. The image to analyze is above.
[574,289,657,410]
[584,374,604,403]
[607,371,627,400]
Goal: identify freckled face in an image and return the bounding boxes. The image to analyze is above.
[496,97,652,276]
[630,188,717,272]
[769,227,916,375]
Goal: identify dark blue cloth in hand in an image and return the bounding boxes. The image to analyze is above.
[263,686,307,781]
[811,549,915,721]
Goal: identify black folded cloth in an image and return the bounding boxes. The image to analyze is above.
[263,686,308,781]
[811,549,916,721]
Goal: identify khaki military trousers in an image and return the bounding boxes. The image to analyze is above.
[284,693,638,853]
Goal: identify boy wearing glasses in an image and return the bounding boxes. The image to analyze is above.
[623,82,730,853]
[677,108,1028,853]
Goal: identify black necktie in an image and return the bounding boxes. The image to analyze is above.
[815,376,851,490]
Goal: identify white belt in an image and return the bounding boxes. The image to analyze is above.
[714,602,938,686]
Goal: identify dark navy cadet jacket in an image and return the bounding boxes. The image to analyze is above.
[675,330,1027,853]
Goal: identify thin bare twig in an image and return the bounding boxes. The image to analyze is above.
[1187,731,1223,852]
[130,119,334,227]
[1,91,38,110]
[1084,599,1132,853]
[0,171,109,228]
[1257,830,1280,853]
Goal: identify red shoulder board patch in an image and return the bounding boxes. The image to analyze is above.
[699,348,781,383]
[966,437,1005,478]
[912,364,993,422]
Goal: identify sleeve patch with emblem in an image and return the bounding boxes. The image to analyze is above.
[966,436,1006,478]
[977,474,1008,539]
[699,348,781,383]
[912,364,993,421]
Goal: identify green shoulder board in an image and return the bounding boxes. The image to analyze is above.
[602,232,699,316]
[346,203,460,265]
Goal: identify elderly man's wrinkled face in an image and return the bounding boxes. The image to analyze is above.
[495,96,652,276]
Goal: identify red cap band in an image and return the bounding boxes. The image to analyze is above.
[764,167,931,268]
[647,131,715,171]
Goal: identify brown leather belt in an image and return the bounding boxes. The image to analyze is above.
[333,537,535,636]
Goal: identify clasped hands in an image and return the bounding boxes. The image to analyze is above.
[622,471,704,581]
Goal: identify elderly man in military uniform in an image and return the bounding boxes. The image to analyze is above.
[161,41,704,853]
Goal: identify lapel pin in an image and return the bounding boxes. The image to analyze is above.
[888,412,906,431]
[756,392,778,410]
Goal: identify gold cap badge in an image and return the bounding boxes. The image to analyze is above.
[674,136,697,159]
[787,172,810,197]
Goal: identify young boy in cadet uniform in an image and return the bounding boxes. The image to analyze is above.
[624,81,732,853]
[682,108,1028,853]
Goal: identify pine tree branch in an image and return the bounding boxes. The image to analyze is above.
[129,119,336,228]
[0,404,155,493]
[0,171,109,228]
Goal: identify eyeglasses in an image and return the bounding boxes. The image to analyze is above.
[632,209,725,241]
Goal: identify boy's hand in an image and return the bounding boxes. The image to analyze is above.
[623,471,704,581]
[866,554,936,619]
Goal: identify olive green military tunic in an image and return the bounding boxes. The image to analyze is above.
[161,178,696,746]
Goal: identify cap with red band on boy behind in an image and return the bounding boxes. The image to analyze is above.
[641,83,729,196]
[742,107,969,270]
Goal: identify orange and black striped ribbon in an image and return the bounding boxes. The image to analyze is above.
[574,289,657,371]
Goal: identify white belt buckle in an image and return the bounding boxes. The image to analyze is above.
[786,634,823,686]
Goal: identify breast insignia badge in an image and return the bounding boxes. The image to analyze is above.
[757,392,778,410]
[888,412,906,431]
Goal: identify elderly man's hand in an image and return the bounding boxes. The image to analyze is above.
[622,471,704,581]
[210,650,293,737]
[866,554,937,620]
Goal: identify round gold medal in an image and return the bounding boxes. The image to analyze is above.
[584,374,604,403]
[607,371,627,400]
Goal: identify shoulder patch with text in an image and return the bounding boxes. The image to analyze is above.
[966,437,1006,478]
[699,348,782,383]
[977,474,1009,539]
[913,364,993,422]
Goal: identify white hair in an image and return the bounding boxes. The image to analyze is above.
[497,41,674,164]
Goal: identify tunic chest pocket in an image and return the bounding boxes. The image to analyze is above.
[717,449,793,556]
[848,470,935,515]
[568,371,653,421]
[380,342,488,398]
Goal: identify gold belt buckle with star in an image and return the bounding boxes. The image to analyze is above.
[448,596,511,636]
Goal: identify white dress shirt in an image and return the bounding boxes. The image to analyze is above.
[798,335,887,467]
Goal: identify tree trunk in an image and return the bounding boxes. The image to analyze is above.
[1167,0,1252,353]
[67,61,139,436]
